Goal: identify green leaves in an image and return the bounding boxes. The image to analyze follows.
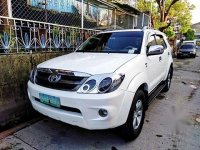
[164,26,175,39]
[183,29,195,40]
[137,0,193,34]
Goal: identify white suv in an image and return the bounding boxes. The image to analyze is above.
[28,29,173,140]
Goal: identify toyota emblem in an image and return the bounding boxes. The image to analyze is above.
[48,74,61,83]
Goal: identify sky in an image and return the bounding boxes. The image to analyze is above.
[189,0,200,24]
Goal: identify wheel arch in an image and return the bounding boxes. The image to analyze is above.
[127,72,149,110]
[127,72,148,93]
[118,81,149,126]
[137,83,148,110]
[164,62,173,80]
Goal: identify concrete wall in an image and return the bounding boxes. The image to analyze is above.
[0,52,65,128]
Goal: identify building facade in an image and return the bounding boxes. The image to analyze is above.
[3,0,140,29]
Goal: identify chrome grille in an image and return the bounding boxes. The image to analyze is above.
[35,68,89,91]
[180,51,191,54]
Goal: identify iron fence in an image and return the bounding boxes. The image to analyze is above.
[0,0,8,16]
[0,16,99,54]
[0,0,138,29]
[8,0,114,29]
[0,0,143,54]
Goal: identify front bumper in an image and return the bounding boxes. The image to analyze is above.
[27,81,135,130]
[177,51,195,56]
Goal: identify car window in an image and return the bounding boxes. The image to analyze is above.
[147,35,156,48]
[155,35,167,49]
[77,31,144,54]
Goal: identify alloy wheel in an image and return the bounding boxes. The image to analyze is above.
[133,99,143,130]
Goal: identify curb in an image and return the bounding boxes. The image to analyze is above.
[0,117,43,140]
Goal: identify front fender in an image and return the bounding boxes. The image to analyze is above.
[127,72,148,93]
[116,72,148,125]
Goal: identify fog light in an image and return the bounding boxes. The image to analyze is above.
[98,109,108,117]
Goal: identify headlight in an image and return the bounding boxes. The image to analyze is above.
[98,77,112,93]
[29,68,37,83]
[80,79,96,93]
[77,73,125,94]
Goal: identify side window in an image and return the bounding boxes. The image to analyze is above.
[147,35,156,48]
[155,35,167,49]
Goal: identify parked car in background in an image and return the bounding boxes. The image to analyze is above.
[28,29,173,140]
[177,43,196,58]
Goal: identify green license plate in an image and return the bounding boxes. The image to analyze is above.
[39,93,60,108]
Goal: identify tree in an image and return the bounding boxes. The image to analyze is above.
[156,0,179,23]
[183,29,195,40]
[137,0,194,32]
[163,26,175,39]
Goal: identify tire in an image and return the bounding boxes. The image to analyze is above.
[162,68,172,92]
[192,54,196,58]
[120,90,145,141]
[177,54,181,59]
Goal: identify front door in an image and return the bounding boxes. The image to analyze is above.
[154,34,169,80]
[146,34,164,92]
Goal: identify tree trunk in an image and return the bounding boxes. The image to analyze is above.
[155,0,180,31]
[159,20,171,32]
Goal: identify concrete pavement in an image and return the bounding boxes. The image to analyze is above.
[0,52,200,150]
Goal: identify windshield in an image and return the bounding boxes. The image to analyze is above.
[180,44,194,49]
[76,31,144,54]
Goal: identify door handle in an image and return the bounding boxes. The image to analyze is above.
[159,56,162,61]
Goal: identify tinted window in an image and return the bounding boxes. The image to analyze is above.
[180,45,194,49]
[77,31,144,54]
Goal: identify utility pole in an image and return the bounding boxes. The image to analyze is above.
[150,0,153,28]
[39,0,48,22]
[45,0,47,22]
[81,0,84,29]
[7,0,13,18]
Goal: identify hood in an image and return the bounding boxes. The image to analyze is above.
[38,52,137,75]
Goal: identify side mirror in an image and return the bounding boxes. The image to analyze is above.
[147,45,164,56]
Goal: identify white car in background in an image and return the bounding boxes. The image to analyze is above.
[195,39,200,49]
[28,29,173,140]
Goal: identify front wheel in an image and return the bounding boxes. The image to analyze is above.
[120,90,145,140]
[177,54,181,59]
[192,54,196,58]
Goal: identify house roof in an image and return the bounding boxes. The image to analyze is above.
[192,22,200,26]
[192,22,200,33]
[81,0,141,16]
[113,2,141,15]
